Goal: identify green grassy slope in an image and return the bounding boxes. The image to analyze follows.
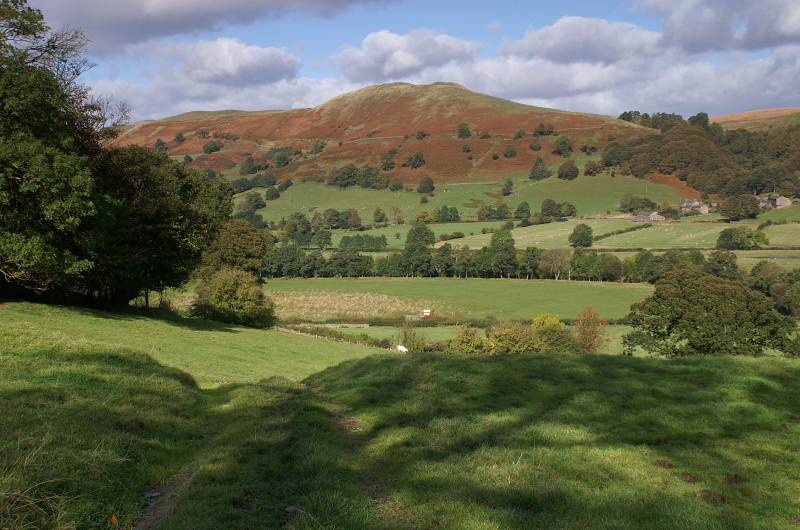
[265,277,652,320]
[0,302,381,387]
[248,174,682,224]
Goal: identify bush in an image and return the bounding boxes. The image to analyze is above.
[574,307,608,354]
[417,175,435,193]
[457,123,472,139]
[264,186,281,200]
[448,326,488,355]
[193,268,275,328]
[557,160,579,180]
[488,322,539,355]
[716,227,768,250]
[503,146,517,158]
[203,140,223,153]
[397,326,427,353]
[532,314,576,353]
[403,152,426,169]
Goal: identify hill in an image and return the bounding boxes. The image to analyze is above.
[713,108,800,131]
[114,82,652,184]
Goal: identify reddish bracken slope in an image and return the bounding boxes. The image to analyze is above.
[114,82,653,183]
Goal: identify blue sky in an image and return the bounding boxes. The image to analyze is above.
[32,0,800,120]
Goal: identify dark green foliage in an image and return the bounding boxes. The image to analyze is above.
[339,234,387,251]
[233,209,266,229]
[568,223,593,248]
[241,191,266,211]
[720,194,760,221]
[496,203,510,220]
[432,243,455,277]
[502,178,513,196]
[415,130,429,141]
[619,194,657,213]
[380,152,396,170]
[199,219,270,278]
[417,175,435,193]
[277,179,293,192]
[462,144,471,153]
[264,186,280,200]
[553,136,573,157]
[194,268,275,328]
[183,154,193,164]
[400,223,435,276]
[529,157,551,180]
[533,123,556,136]
[457,123,472,139]
[492,153,499,160]
[562,202,577,217]
[373,207,387,224]
[196,128,209,138]
[557,160,579,180]
[598,253,623,281]
[514,201,531,219]
[273,152,290,168]
[203,140,222,153]
[174,132,185,144]
[513,129,526,139]
[154,138,167,152]
[716,226,768,250]
[584,160,603,176]
[529,142,541,151]
[540,198,561,220]
[388,179,403,191]
[488,228,517,277]
[478,131,491,139]
[704,250,740,280]
[239,155,258,175]
[601,142,632,167]
[325,248,373,277]
[432,205,460,222]
[625,269,793,356]
[310,139,326,154]
[503,145,517,158]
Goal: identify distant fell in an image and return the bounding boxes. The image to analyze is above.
[713,108,800,131]
[114,82,651,183]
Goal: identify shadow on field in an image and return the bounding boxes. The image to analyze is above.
[65,304,243,333]
[298,353,800,529]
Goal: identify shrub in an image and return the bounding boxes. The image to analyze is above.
[193,268,275,328]
[403,152,426,169]
[174,132,185,144]
[448,326,488,355]
[492,153,500,160]
[488,322,539,355]
[203,140,223,153]
[415,130,429,140]
[574,307,608,354]
[264,186,280,200]
[553,136,573,157]
[529,143,541,151]
[514,129,526,139]
[417,175,435,193]
[457,124,472,138]
[503,146,517,158]
[716,227,768,250]
[397,326,427,353]
[557,160,579,180]
[532,314,576,353]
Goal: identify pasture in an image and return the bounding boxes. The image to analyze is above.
[245,174,682,224]
[265,277,653,321]
[332,221,504,250]
[0,302,380,387]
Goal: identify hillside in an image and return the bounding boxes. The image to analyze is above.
[114,82,652,183]
[713,108,800,131]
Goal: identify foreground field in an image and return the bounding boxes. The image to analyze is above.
[265,277,653,321]
[3,301,800,529]
[0,302,380,386]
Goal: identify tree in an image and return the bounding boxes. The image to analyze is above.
[417,175,435,193]
[598,253,623,281]
[400,223,435,276]
[514,129,526,139]
[569,223,593,248]
[554,136,573,157]
[241,191,266,211]
[514,201,531,220]
[539,248,572,280]
[574,307,608,354]
[720,194,760,221]
[502,178,513,196]
[518,247,542,279]
[239,155,257,175]
[402,152,426,169]
[619,194,656,213]
[373,207,387,225]
[529,157,551,180]
[625,269,793,356]
[174,132,185,144]
[454,245,475,278]
[488,228,517,278]
[557,160,579,180]
[457,123,472,139]
[203,140,222,153]
[562,202,577,217]
[199,219,269,278]
[432,243,455,277]
[540,199,561,220]
[704,250,740,279]
[193,268,275,328]
[503,146,517,159]
[716,227,768,250]
[264,186,280,200]
[584,160,603,176]
[154,138,167,152]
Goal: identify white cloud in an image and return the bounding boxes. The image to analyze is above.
[179,38,300,86]
[502,16,661,63]
[333,29,479,82]
[31,0,393,53]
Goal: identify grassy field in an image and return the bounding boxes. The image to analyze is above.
[332,221,504,250]
[735,249,800,271]
[246,174,682,224]
[441,219,637,249]
[758,205,800,222]
[762,222,800,246]
[0,302,380,387]
[4,300,800,528]
[265,277,652,321]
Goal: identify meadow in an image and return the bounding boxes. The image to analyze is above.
[332,221,504,250]
[245,173,682,223]
[265,277,653,321]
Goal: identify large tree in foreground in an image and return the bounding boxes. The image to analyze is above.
[625,269,794,357]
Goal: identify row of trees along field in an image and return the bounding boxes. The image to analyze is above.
[612,110,800,198]
[0,4,233,306]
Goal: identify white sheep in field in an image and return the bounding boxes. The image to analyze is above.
[396,345,409,353]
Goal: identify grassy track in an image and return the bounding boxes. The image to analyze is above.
[265,277,652,320]
[0,302,380,387]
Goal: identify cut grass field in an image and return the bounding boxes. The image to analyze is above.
[265,277,653,321]
[246,174,682,224]
[4,300,800,528]
[332,221,504,250]
[0,302,381,387]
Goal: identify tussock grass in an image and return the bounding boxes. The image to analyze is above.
[271,290,446,321]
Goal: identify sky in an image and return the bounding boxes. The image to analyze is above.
[30,0,800,121]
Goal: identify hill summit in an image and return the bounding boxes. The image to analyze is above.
[115,83,649,183]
